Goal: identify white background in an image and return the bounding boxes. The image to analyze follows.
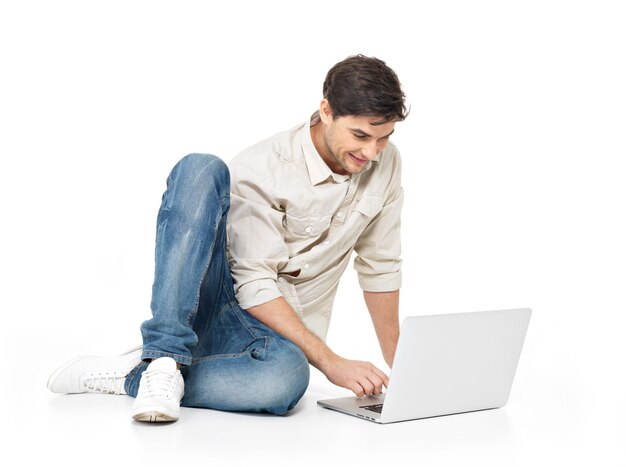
[1,1,625,466]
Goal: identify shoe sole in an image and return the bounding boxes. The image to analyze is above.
[47,345,143,393]
[132,408,179,423]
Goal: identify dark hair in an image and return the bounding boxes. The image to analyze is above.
[323,54,408,124]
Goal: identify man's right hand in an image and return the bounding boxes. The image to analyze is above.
[246,297,389,397]
[321,354,389,397]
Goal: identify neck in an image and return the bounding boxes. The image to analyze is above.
[309,112,325,154]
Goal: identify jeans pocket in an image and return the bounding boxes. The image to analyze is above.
[247,337,269,361]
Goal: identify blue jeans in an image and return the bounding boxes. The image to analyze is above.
[124,154,310,415]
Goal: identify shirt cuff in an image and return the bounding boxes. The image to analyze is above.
[358,270,402,292]
[235,278,284,310]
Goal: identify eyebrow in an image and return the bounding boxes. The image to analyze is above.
[350,128,395,139]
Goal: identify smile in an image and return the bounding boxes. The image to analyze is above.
[349,153,367,165]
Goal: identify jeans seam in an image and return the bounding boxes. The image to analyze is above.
[192,350,252,364]
[229,301,260,339]
[125,361,143,386]
[142,350,193,366]
[221,280,234,304]
[184,219,222,349]
[221,193,230,212]
[190,334,268,364]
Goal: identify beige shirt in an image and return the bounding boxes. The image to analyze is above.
[227,114,403,341]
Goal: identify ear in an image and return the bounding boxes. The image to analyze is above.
[319,99,334,124]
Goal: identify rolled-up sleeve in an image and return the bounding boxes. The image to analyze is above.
[228,161,287,309]
[353,155,403,292]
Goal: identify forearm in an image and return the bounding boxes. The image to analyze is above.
[363,290,400,367]
[249,295,390,396]
[246,296,335,372]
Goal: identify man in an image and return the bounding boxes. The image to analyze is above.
[47,54,408,423]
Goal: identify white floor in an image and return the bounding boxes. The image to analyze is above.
[7,330,624,467]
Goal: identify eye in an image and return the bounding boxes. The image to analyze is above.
[353,134,367,140]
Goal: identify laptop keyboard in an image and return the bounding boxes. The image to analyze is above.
[360,403,384,414]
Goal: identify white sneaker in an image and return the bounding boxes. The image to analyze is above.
[131,357,184,423]
[47,346,142,395]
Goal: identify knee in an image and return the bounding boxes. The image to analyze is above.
[173,153,230,192]
[259,341,310,415]
[164,154,230,218]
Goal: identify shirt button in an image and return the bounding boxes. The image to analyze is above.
[337,211,344,218]
[304,264,311,270]
[278,277,285,283]
[304,226,312,234]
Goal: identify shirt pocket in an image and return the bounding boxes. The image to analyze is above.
[284,213,332,238]
[353,195,385,219]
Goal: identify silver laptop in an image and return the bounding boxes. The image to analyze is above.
[317,308,532,424]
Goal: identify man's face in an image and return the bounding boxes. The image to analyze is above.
[319,114,396,176]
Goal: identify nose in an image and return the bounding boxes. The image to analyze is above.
[361,140,379,159]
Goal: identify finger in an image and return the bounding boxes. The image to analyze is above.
[350,383,365,398]
[370,365,390,388]
[358,378,375,396]
[366,374,384,394]
[360,369,384,394]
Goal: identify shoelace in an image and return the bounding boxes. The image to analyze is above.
[141,369,178,398]
[82,371,126,394]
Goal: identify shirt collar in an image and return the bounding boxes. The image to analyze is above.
[301,112,379,186]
